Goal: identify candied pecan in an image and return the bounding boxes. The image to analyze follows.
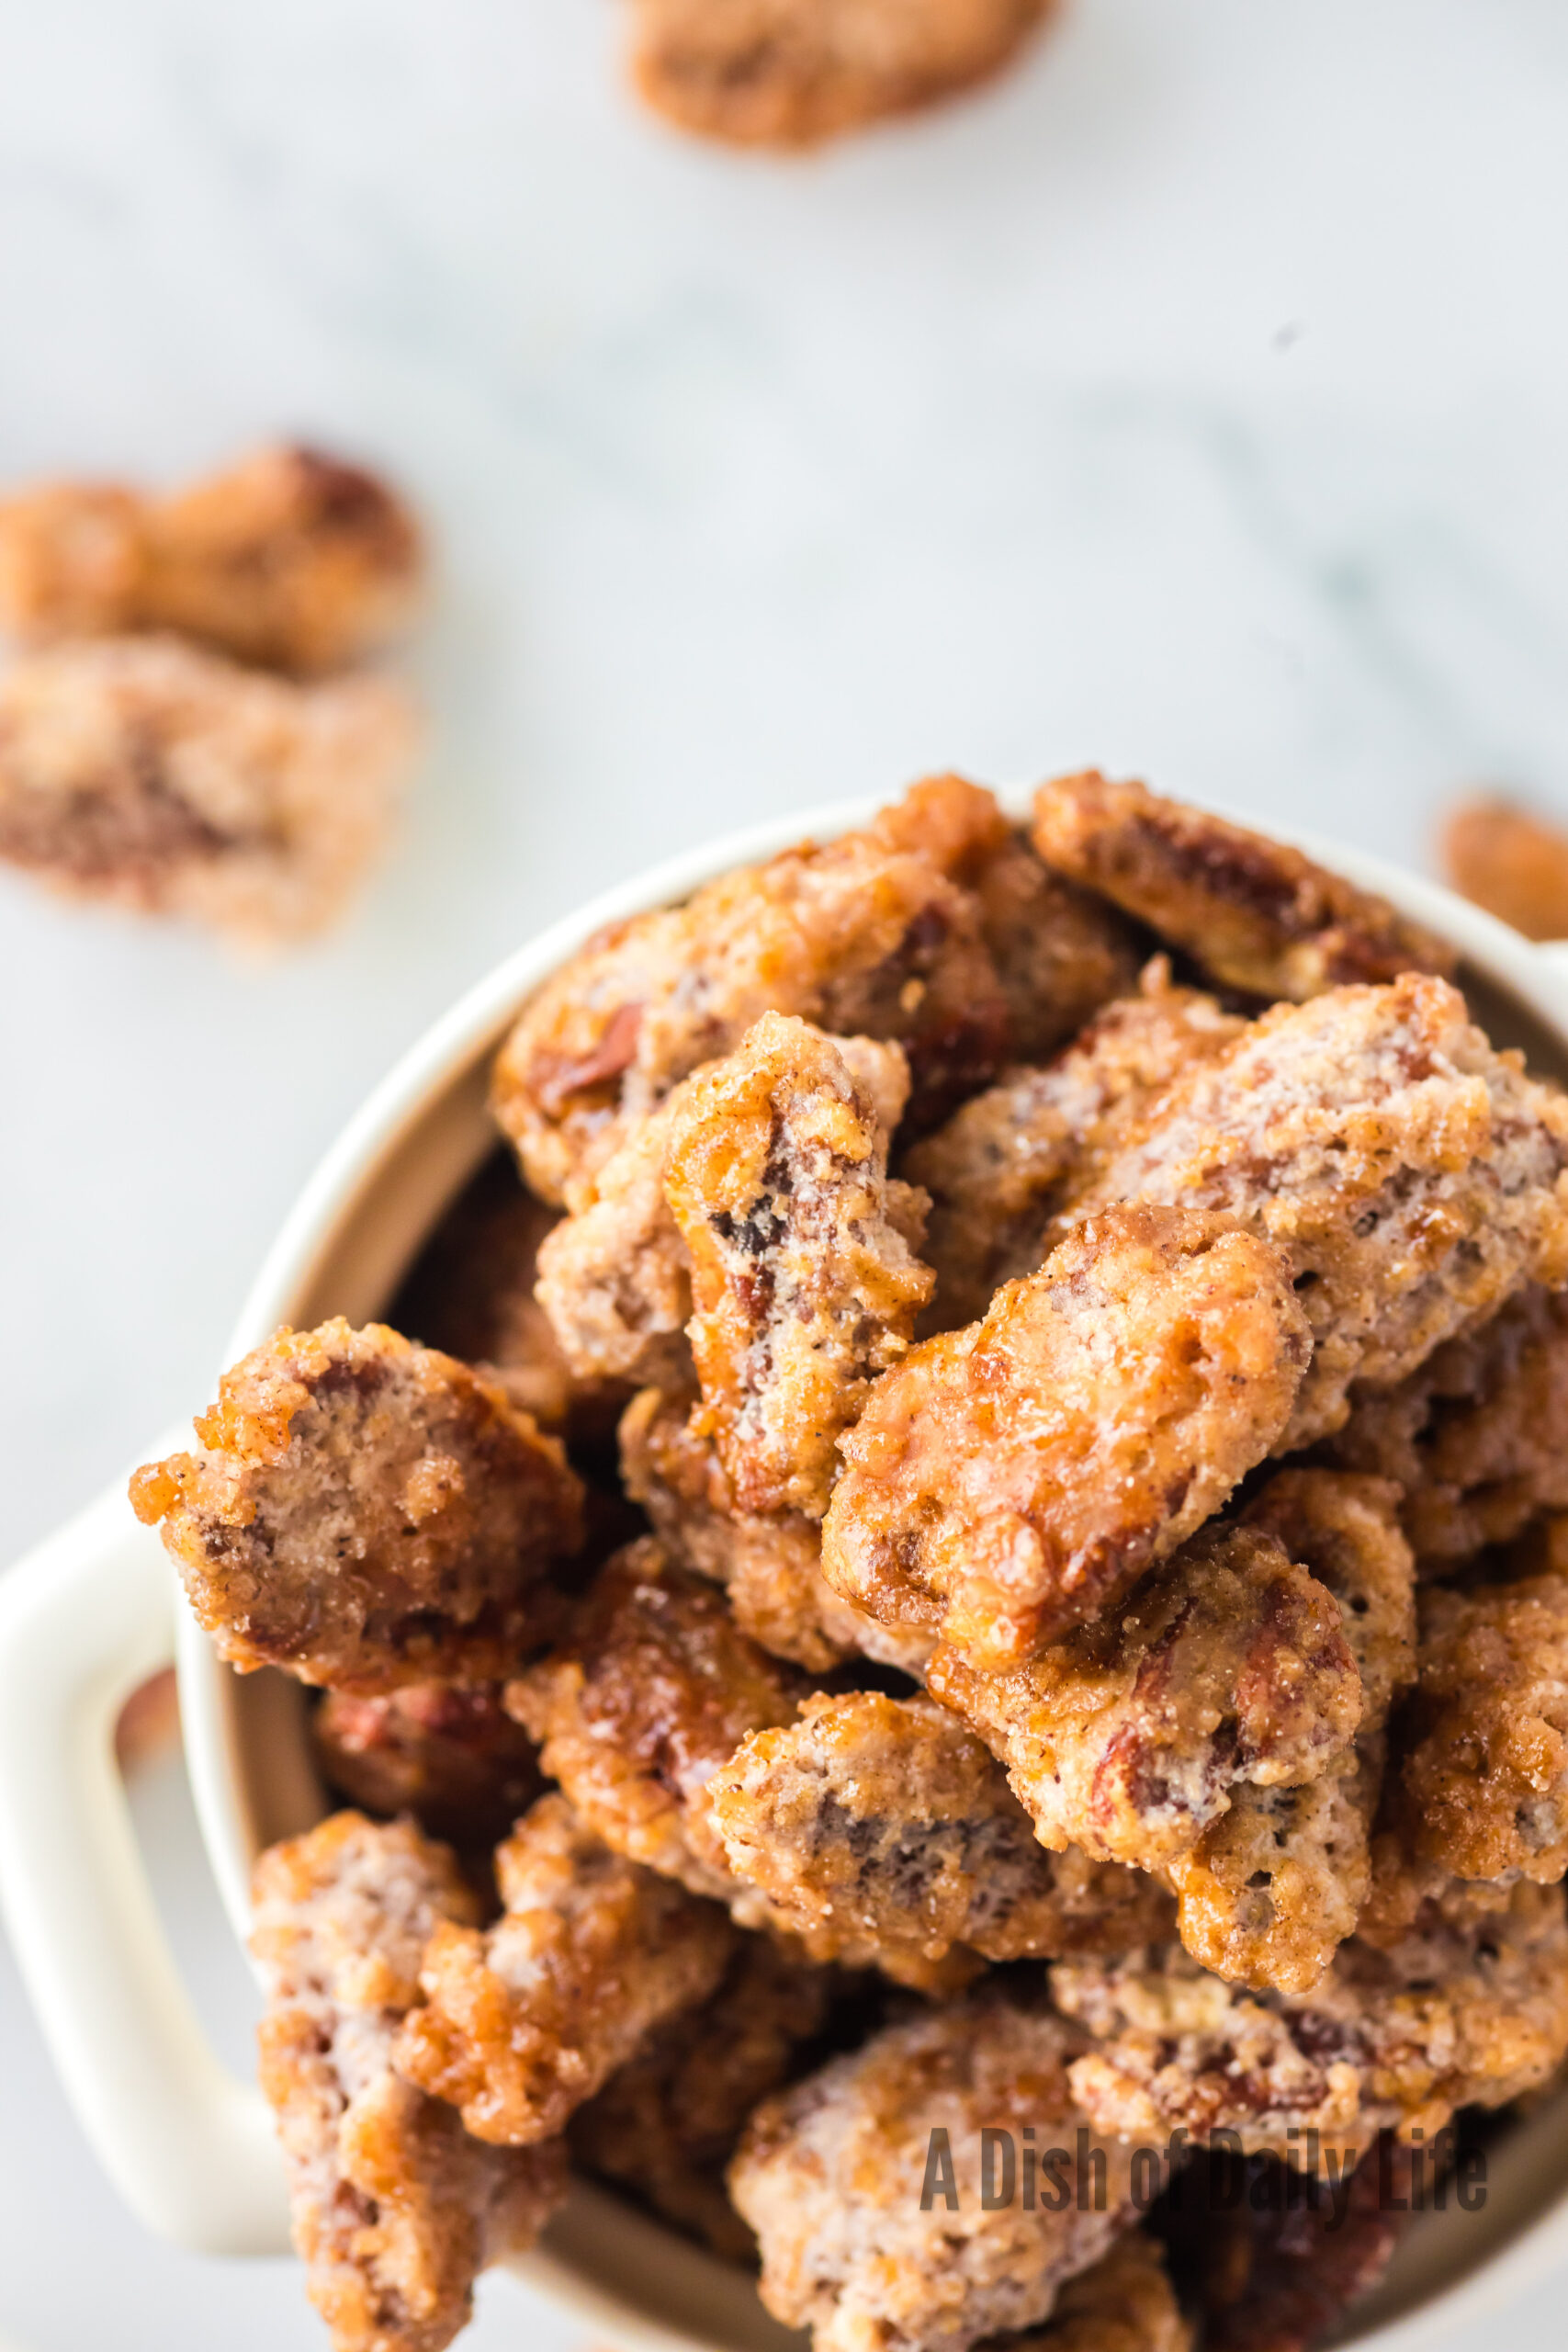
[629,0,1056,150]
[506,1538,805,1912]
[665,1012,933,1518]
[570,1935,837,2260]
[252,1812,564,2352]
[313,1683,543,1849]
[1164,1469,1411,1992]
[710,1689,1172,1977]
[393,1792,734,2146]
[491,778,1025,1205]
[906,959,1244,1330]
[535,1023,911,1392]
[1061,975,1568,1450]
[1031,772,1453,1000]
[928,1524,1360,1873]
[1055,1882,1568,2160]
[1396,1568,1568,1884]
[729,1989,1144,2352]
[0,634,412,944]
[1441,795,1568,943]
[0,443,423,673]
[1327,1284,1568,1569]
[822,1204,1312,1672]
[130,1317,583,1692]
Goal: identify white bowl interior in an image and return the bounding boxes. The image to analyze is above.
[175,801,1568,2352]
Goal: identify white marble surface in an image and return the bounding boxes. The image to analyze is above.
[4,0,1568,2345]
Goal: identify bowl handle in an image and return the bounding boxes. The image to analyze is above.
[0,1470,289,2255]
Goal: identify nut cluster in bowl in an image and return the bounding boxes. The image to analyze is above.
[133,773,1568,2352]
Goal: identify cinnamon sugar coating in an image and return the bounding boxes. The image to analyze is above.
[822,1204,1312,1673]
[506,1538,805,1912]
[388,1153,626,1447]
[491,776,1128,1206]
[0,443,423,673]
[534,1023,911,1393]
[1055,1881,1568,2160]
[929,1524,1360,1875]
[1440,795,1568,942]
[1061,974,1568,1450]
[729,1991,1141,2352]
[1396,1568,1568,1884]
[1239,1470,1416,1734]
[906,960,1245,1330]
[1162,1744,1382,1999]
[393,1792,734,2146]
[0,635,412,944]
[130,1317,583,1692]
[1327,1283,1568,1569]
[313,1684,543,1849]
[710,1689,1172,1977]
[1159,1462,1411,1993]
[629,0,1056,151]
[251,1812,564,2352]
[1032,772,1453,1001]
[533,1087,697,1387]
[570,1935,837,2260]
[618,1383,932,1672]
[666,1013,933,1518]
[990,2233,1191,2352]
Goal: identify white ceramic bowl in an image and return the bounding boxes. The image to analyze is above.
[6,793,1568,2352]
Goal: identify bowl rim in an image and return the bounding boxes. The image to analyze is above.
[174,782,1568,2352]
